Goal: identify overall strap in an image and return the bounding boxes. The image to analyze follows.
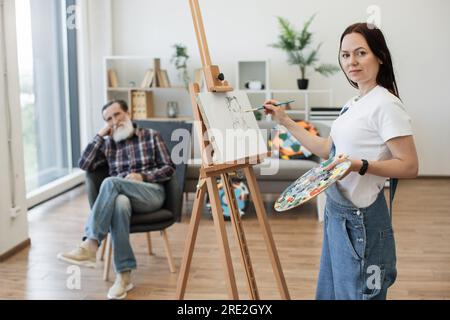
[389,178,398,219]
[329,106,398,217]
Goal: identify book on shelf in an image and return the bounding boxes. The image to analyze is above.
[153,58,161,87]
[131,90,154,119]
[140,69,154,88]
[108,69,119,87]
[309,116,339,121]
[310,112,340,116]
[160,70,170,87]
[156,69,171,88]
[310,106,342,120]
[310,107,342,112]
[162,70,171,87]
[156,70,164,87]
[310,107,342,115]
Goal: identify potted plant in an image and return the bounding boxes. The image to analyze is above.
[270,14,340,89]
[171,43,190,90]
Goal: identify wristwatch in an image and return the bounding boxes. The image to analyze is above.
[359,159,369,176]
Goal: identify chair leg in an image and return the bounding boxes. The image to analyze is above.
[99,237,107,261]
[161,230,176,273]
[146,232,153,255]
[103,234,112,281]
[183,192,189,215]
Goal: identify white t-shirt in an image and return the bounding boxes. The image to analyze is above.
[330,85,413,208]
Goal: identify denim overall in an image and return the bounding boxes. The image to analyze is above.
[315,108,398,300]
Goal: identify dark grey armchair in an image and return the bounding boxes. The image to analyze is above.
[84,120,192,281]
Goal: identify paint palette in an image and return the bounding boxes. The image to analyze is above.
[274,158,351,212]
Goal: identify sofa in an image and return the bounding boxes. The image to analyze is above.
[184,120,331,221]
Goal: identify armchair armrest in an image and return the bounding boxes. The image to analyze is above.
[85,166,109,208]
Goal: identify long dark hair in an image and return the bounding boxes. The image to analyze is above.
[339,23,400,99]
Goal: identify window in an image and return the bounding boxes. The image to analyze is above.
[15,0,80,194]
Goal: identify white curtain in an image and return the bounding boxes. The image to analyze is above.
[76,0,113,148]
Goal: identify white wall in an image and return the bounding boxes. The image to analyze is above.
[107,0,450,176]
[0,0,29,256]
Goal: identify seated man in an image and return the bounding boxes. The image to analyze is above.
[58,100,175,299]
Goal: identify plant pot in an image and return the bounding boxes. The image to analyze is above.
[297,79,309,90]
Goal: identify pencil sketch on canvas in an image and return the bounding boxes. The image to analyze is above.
[197,91,268,164]
[225,96,250,130]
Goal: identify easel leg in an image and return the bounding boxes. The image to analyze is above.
[206,176,239,300]
[221,173,259,300]
[176,179,207,299]
[243,167,291,300]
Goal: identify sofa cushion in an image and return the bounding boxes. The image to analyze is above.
[253,158,318,180]
[270,121,318,160]
[130,208,173,225]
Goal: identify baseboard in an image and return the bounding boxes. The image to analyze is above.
[0,238,31,262]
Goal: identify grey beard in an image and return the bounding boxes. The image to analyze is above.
[112,119,134,142]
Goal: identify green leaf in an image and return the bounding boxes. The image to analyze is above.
[269,17,297,52]
[269,13,337,80]
[314,63,341,77]
[302,43,322,68]
[298,14,316,49]
[171,43,191,88]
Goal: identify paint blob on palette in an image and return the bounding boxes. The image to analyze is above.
[274,158,351,212]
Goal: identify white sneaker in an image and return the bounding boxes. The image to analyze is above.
[107,271,134,300]
[57,242,97,268]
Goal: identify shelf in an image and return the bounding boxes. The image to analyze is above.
[142,117,194,122]
[235,60,335,122]
[105,56,193,120]
[241,89,267,94]
[286,110,306,114]
[108,86,185,92]
[237,60,269,91]
[104,55,155,60]
[270,89,332,94]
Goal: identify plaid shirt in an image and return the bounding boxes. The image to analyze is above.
[79,126,175,183]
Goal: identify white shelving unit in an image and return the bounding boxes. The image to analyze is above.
[104,56,193,121]
[236,60,334,121]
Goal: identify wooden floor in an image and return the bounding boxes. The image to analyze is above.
[0,178,449,300]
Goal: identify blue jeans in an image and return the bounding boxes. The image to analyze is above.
[316,183,397,300]
[84,177,165,273]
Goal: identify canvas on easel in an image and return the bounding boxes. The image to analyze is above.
[196,91,268,164]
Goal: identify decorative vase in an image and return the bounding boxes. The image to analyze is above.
[297,79,309,90]
[166,101,179,118]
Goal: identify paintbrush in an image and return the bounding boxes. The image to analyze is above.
[244,99,296,112]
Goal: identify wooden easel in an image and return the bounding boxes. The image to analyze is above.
[175,0,290,300]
